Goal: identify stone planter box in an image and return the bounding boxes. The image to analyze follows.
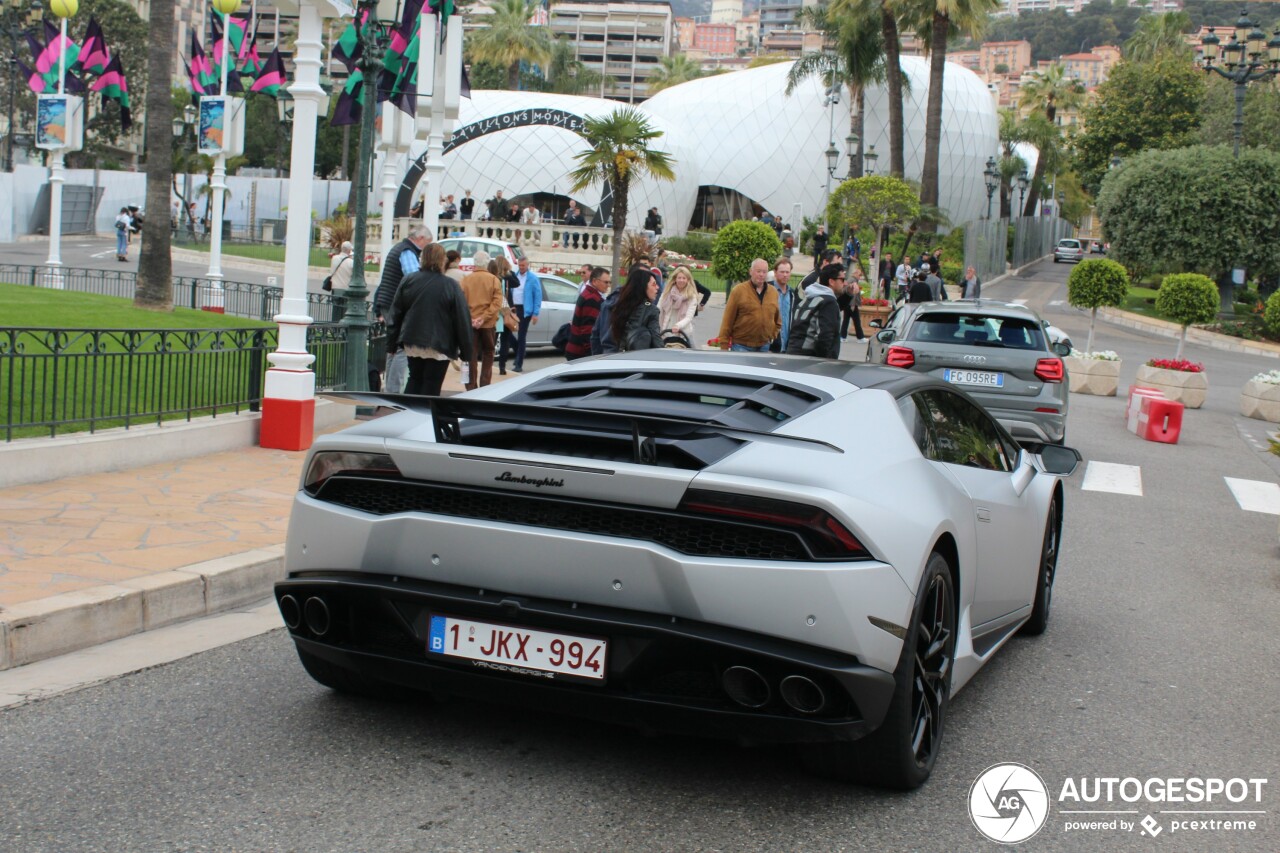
[1135,364,1207,409]
[861,305,892,328]
[1065,357,1120,396]
[1240,379,1280,423]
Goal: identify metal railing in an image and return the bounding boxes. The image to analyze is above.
[0,264,339,323]
[1,264,381,439]
[0,322,386,441]
[1010,216,1074,270]
[367,218,617,258]
[963,218,1010,284]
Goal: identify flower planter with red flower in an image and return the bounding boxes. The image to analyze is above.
[1135,359,1207,408]
[860,298,892,328]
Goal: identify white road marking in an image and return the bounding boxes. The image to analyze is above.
[90,249,116,259]
[1048,299,1065,306]
[1224,477,1280,515]
[1081,461,1143,496]
[1011,298,1028,305]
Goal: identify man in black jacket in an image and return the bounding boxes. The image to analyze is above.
[459,190,475,220]
[787,263,845,359]
[373,226,431,393]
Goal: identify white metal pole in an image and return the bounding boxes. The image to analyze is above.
[45,17,67,277]
[207,10,230,292]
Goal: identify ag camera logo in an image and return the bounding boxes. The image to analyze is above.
[969,763,1051,844]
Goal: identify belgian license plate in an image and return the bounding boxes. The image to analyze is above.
[427,615,606,682]
[945,369,1004,388]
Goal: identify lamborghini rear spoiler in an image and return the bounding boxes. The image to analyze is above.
[320,392,841,465]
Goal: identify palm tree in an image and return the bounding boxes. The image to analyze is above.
[788,1,885,178]
[544,38,604,96]
[916,0,999,221]
[1124,10,1193,61]
[567,107,676,277]
[647,54,705,94]
[135,0,174,310]
[1018,63,1083,216]
[466,0,552,90]
[996,107,1027,219]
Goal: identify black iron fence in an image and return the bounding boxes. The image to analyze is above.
[0,264,339,323]
[0,265,389,440]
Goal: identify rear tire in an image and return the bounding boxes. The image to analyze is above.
[1021,498,1060,636]
[801,552,956,789]
[296,647,420,701]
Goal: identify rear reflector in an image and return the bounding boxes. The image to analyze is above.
[679,489,869,560]
[1034,407,1060,413]
[1034,358,1064,382]
[886,346,915,368]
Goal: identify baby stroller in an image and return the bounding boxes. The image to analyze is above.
[662,329,692,349]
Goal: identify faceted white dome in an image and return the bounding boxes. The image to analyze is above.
[397,59,998,234]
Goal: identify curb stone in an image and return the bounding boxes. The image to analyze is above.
[1,545,285,671]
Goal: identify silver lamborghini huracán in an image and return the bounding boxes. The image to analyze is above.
[275,350,1079,789]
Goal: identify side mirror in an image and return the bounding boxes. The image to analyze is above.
[869,319,883,329]
[1052,342,1072,357]
[1023,443,1081,476]
[876,329,896,344]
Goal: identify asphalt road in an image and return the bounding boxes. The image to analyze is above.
[0,260,1278,852]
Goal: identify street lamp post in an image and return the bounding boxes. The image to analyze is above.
[1199,11,1280,158]
[1016,167,1029,219]
[822,84,840,231]
[983,155,998,219]
[1199,9,1280,315]
[863,145,877,176]
[844,132,858,180]
[171,104,198,235]
[3,0,41,172]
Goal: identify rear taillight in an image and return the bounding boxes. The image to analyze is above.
[886,346,915,368]
[679,489,869,560]
[1034,358,1064,383]
[303,451,401,495]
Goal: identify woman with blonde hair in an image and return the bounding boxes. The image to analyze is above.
[658,265,700,348]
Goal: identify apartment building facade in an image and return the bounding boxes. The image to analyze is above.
[549,1,675,103]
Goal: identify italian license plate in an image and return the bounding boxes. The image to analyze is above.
[945,369,1004,388]
[427,614,606,682]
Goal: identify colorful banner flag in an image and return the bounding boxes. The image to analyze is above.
[331,7,371,72]
[18,58,50,94]
[36,19,80,78]
[250,47,286,97]
[91,54,131,130]
[188,32,216,96]
[208,11,245,93]
[330,69,364,126]
[78,17,112,76]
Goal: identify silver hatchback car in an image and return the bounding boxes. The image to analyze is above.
[1053,239,1084,263]
[870,300,1071,443]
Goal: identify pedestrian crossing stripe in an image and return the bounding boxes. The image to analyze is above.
[1224,477,1280,515]
[1012,298,1028,306]
[1081,461,1143,496]
[1080,465,1280,513]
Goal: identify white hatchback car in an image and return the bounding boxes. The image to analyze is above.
[437,236,526,273]
[1053,239,1084,264]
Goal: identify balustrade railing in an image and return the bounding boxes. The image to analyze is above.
[368,218,616,257]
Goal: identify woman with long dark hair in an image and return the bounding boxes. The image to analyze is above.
[387,243,474,395]
[610,266,663,352]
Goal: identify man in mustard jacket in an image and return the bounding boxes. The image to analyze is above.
[718,258,781,352]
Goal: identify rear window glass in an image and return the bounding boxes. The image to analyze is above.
[907,313,1046,350]
[1058,240,1081,249]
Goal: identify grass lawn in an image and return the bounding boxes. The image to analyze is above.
[179,241,339,269]
[0,283,275,440]
[1122,285,1162,319]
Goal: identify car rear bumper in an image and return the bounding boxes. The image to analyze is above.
[276,573,898,744]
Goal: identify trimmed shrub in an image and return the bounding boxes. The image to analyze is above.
[711,220,784,284]
[662,233,714,260]
[1264,290,1280,337]
[1154,273,1219,327]
[1067,259,1130,309]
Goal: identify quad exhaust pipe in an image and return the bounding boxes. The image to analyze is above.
[779,675,827,714]
[303,596,331,637]
[722,668,828,714]
[278,595,301,630]
[722,666,771,709]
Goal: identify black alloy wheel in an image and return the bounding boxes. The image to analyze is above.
[799,552,956,789]
[1021,497,1059,636]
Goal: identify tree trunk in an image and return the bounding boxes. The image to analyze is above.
[852,87,865,178]
[881,7,905,179]
[919,12,948,230]
[134,0,175,310]
[508,61,521,91]
[610,177,627,279]
[1086,306,1096,355]
[999,181,1011,219]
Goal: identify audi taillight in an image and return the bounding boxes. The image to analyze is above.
[679,489,869,560]
[303,451,402,495]
[886,346,915,368]
[1034,358,1064,383]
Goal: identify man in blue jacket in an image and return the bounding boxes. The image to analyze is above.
[512,256,542,373]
